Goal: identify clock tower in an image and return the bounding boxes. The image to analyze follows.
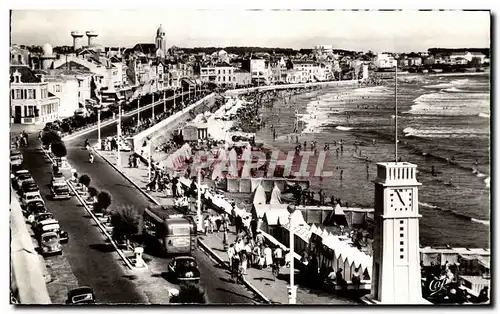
[362,162,427,304]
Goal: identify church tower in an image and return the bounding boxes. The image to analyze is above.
[362,162,428,304]
[155,24,167,54]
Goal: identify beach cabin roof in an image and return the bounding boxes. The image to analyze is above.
[252,184,267,205]
[262,208,289,226]
[294,224,312,242]
[310,224,317,234]
[270,184,282,204]
[253,204,289,219]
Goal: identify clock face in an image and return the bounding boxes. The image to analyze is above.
[389,188,413,211]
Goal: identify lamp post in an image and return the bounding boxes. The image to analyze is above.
[173,87,177,109]
[116,102,122,167]
[147,138,152,183]
[197,167,203,232]
[287,204,298,304]
[97,99,101,149]
[151,83,155,121]
[163,89,166,112]
[181,85,184,105]
[136,97,140,129]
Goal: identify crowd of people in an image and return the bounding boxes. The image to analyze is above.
[13,131,29,148]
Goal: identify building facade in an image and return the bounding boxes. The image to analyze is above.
[234,69,251,87]
[45,76,80,118]
[249,58,269,85]
[10,65,60,124]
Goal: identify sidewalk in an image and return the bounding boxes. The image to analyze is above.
[95,149,176,208]
[95,148,360,305]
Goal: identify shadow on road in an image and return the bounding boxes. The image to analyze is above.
[216,287,260,303]
[89,243,115,253]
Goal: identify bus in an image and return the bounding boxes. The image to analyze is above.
[140,205,197,255]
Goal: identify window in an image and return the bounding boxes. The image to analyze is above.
[400,220,404,224]
[400,227,404,231]
[15,76,20,83]
[223,76,225,82]
[400,255,404,259]
[400,233,404,238]
[27,89,35,99]
[228,76,231,82]
[15,89,22,99]
[223,69,226,75]
[400,241,404,245]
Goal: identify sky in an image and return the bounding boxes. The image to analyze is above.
[10,9,490,52]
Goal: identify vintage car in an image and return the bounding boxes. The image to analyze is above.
[20,180,39,197]
[51,172,66,187]
[66,286,97,304]
[10,150,23,167]
[167,256,201,283]
[35,219,68,243]
[21,191,43,208]
[25,200,46,217]
[51,183,71,200]
[39,231,62,256]
[32,212,54,227]
[15,170,32,190]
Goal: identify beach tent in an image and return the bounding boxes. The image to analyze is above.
[252,184,267,205]
[310,224,317,234]
[240,145,253,178]
[270,184,282,204]
[163,143,192,170]
[251,178,263,192]
[333,204,348,226]
[261,209,289,235]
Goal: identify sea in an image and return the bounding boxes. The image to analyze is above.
[259,73,490,248]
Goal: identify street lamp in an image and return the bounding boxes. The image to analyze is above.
[97,99,101,148]
[286,204,298,304]
[151,83,155,121]
[116,102,122,167]
[163,89,166,112]
[147,137,152,183]
[136,97,140,129]
[197,167,203,232]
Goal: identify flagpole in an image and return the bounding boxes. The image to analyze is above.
[395,57,398,164]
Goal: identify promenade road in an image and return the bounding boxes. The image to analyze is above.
[18,141,146,304]
[94,149,262,304]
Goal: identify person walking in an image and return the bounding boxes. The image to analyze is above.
[227,244,235,269]
[263,244,273,269]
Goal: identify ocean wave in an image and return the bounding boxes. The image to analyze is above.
[403,126,489,139]
[442,87,466,93]
[336,126,353,131]
[409,91,490,116]
[419,201,489,225]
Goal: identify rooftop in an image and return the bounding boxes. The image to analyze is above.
[10,65,41,83]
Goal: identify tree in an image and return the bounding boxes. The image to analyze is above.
[51,141,67,159]
[79,174,91,193]
[41,131,61,148]
[170,283,207,304]
[88,186,98,204]
[110,205,140,243]
[94,191,112,214]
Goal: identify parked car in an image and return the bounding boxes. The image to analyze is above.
[21,180,39,197]
[66,286,97,304]
[51,183,71,200]
[10,150,23,167]
[15,170,32,189]
[39,231,62,256]
[167,256,201,283]
[34,218,68,243]
[32,212,54,228]
[51,172,66,187]
[25,200,46,216]
[21,191,43,208]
